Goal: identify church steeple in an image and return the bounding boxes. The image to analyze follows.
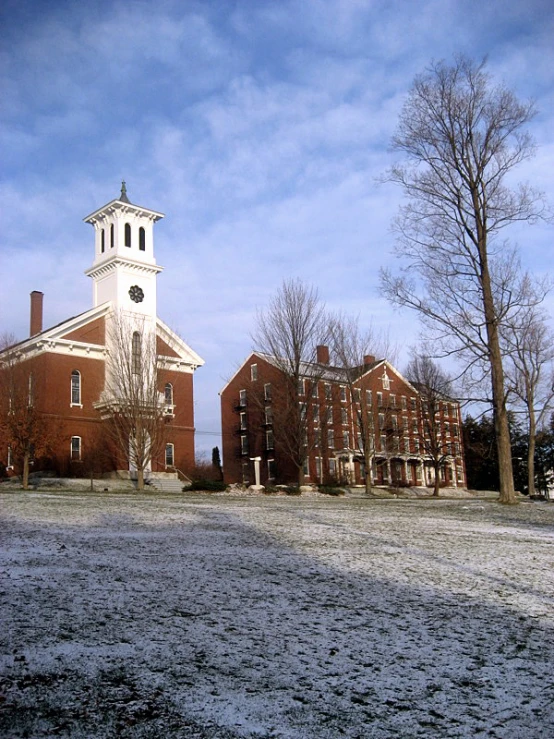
[83,185,164,320]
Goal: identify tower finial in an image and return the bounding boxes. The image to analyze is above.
[119,180,130,203]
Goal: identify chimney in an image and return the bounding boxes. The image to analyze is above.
[363,354,375,366]
[30,291,44,337]
[317,345,329,365]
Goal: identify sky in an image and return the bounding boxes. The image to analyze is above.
[1,0,553,457]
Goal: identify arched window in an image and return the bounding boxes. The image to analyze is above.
[125,223,131,247]
[110,223,115,248]
[70,436,81,461]
[139,227,146,251]
[164,383,173,405]
[132,332,141,374]
[101,229,105,253]
[71,370,81,406]
[165,443,174,467]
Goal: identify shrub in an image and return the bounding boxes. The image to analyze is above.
[318,486,344,496]
[186,480,228,492]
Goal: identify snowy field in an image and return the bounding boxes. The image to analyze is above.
[1,492,553,738]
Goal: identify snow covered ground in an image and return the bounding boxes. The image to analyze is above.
[1,492,553,738]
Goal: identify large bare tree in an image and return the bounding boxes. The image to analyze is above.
[252,279,328,486]
[329,315,395,494]
[503,291,554,496]
[0,334,56,489]
[405,355,454,497]
[97,312,168,491]
[380,56,547,504]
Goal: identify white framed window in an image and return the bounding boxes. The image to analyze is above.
[324,383,332,400]
[390,394,396,408]
[341,407,348,425]
[326,406,333,424]
[250,363,258,382]
[70,436,81,461]
[327,429,335,448]
[264,383,272,401]
[366,389,372,406]
[342,431,349,448]
[414,438,420,452]
[377,391,383,406]
[239,389,247,407]
[266,430,274,450]
[267,459,276,480]
[392,415,398,431]
[382,371,390,390]
[240,435,249,455]
[298,378,305,396]
[314,428,321,447]
[353,388,361,403]
[71,370,81,406]
[401,395,407,410]
[380,434,387,451]
[240,412,247,430]
[264,407,273,425]
[299,402,307,420]
[164,383,174,405]
[312,405,320,424]
[315,456,322,480]
[303,458,310,477]
[411,397,417,411]
[404,436,410,453]
[165,443,174,467]
[378,413,385,430]
[328,458,336,476]
[340,385,347,402]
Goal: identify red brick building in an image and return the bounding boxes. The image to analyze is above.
[0,185,203,480]
[220,349,466,488]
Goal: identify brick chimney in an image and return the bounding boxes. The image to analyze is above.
[363,354,375,366]
[316,345,330,365]
[30,291,44,337]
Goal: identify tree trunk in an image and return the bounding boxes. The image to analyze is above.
[527,404,537,497]
[22,450,30,490]
[433,461,440,497]
[479,241,516,504]
[137,467,145,491]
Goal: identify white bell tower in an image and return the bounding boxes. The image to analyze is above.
[83,183,164,321]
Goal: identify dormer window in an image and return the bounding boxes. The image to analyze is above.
[139,227,146,251]
[125,223,131,247]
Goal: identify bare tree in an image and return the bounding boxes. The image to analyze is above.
[503,292,554,496]
[0,335,57,489]
[329,315,395,494]
[405,355,454,497]
[97,312,168,491]
[252,279,328,486]
[380,55,548,504]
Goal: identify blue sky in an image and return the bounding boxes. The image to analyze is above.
[1,0,553,457]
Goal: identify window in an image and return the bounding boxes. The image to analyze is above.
[28,373,34,407]
[452,423,459,438]
[380,434,387,451]
[240,435,249,455]
[402,416,409,430]
[412,419,418,433]
[314,428,321,447]
[240,412,247,430]
[377,391,383,406]
[325,406,333,423]
[264,383,272,401]
[353,388,361,403]
[132,332,141,374]
[266,430,274,450]
[341,408,348,425]
[327,429,335,448]
[70,436,81,461]
[264,407,273,425]
[303,458,310,477]
[139,227,146,251]
[298,378,305,396]
[239,389,247,407]
[313,405,320,424]
[325,383,332,400]
[164,383,174,406]
[392,415,398,431]
[71,370,81,406]
[267,459,276,480]
[101,229,105,253]
[401,395,407,410]
[404,437,410,453]
[300,403,307,421]
[444,422,450,436]
[110,223,115,248]
[328,458,336,476]
[315,456,322,480]
[342,431,349,448]
[165,443,174,467]
[125,223,131,247]
[414,438,420,452]
[250,363,258,381]
[340,386,347,402]
[378,413,385,430]
[411,397,417,411]
[7,445,13,469]
[390,394,396,408]
[303,429,308,447]
[366,389,372,406]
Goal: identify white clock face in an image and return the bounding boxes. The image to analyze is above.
[129,285,144,303]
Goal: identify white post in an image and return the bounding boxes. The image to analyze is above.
[250,457,263,490]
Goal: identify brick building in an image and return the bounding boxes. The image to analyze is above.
[220,348,466,488]
[0,184,203,480]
